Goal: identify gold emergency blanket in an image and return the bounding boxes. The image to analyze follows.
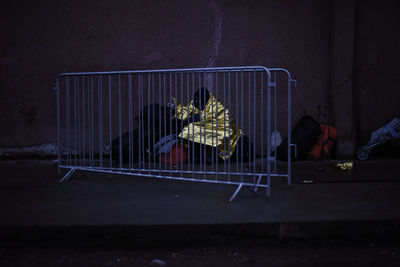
[172,93,243,160]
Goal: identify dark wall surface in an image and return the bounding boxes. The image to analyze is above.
[354,0,400,145]
[0,0,399,157]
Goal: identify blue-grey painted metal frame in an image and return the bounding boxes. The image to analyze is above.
[55,66,295,201]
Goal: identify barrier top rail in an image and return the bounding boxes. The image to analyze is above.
[58,66,273,77]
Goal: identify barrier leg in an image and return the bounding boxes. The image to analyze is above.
[59,168,76,183]
[229,183,243,202]
[253,175,263,192]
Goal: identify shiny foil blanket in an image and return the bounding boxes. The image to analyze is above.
[172,93,243,160]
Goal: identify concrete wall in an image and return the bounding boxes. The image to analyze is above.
[0,0,399,158]
[354,0,400,146]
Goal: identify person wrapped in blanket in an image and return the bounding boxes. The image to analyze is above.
[111,88,253,164]
[166,87,253,163]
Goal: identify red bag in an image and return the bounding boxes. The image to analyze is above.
[160,143,188,164]
[307,124,337,160]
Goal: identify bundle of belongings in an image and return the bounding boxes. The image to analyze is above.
[170,88,243,161]
[276,115,337,161]
[111,88,253,164]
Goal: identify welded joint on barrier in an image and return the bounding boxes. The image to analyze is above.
[59,168,76,183]
[229,183,243,203]
[268,81,277,87]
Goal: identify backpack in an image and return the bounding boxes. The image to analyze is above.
[307,124,337,160]
[276,115,321,161]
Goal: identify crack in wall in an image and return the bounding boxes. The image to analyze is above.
[206,1,224,68]
[205,0,224,90]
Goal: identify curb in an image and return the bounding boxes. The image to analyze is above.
[1,220,399,249]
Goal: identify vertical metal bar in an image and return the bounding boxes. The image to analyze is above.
[288,77,292,185]
[191,72,195,177]
[211,72,215,175]
[180,73,184,177]
[169,73,172,176]
[56,78,61,174]
[98,76,103,168]
[261,72,264,174]
[240,70,244,182]
[138,75,143,173]
[82,77,86,166]
[134,75,137,170]
[158,74,162,174]
[90,76,94,167]
[138,75,142,173]
[267,75,272,195]
[66,77,70,165]
[152,74,156,168]
[77,77,81,165]
[207,74,215,175]
[253,71,256,180]
[118,75,122,170]
[248,72,251,181]
[197,72,201,176]
[187,73,191,173]
[235,72,239,173]
[215,71,218,180]
[142,75,145,172]
[163,74,166,171]
[228,71,231,182]
[74,76,77,165]
[87,78,91,166]
[129,74,133,170]
[128,77,132,171]
[274,72,277,172]
[148,74,151,169]
[109,75,112,168]
[174,73,177,171]
[203,71,206,180]
[223,72,226,174]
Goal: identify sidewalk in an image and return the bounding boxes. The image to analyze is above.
[0,159,399,247]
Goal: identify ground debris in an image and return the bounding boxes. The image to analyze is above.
[335,161,353,171]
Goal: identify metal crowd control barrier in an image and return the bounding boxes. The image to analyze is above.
[55,66,296,201]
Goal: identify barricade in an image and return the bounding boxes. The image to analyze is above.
[55,66,296,201]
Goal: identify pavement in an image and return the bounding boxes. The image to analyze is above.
[0,158,399,248]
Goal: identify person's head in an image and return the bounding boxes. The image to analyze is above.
[193,87,210,110]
